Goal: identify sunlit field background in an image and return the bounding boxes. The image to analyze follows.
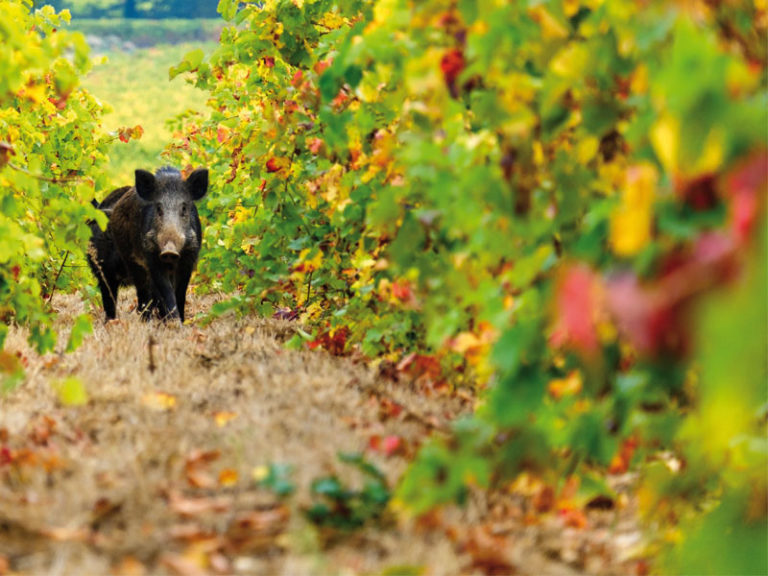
[74,19,218,185]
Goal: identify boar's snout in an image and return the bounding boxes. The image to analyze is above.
[160,243,180,264]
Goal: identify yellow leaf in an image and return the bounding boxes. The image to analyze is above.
[694,128,724,175]
[650,115,679,175]
[563,0,580,17]
[550,44,589,80]
[229,202,252,225]
[21,82,47,104]
[451,332,482,354]
[252,466,269,482]
[631,63,649,95]
[576,135,600,164]
[610,164,657,256]
[142,391,176,411]
[214,411,237,427]
[548,370,583,400]
[529,5,569,39]
[54,377,88,406]
[297,248,323,272]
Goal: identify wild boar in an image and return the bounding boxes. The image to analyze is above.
[88,167,208,323]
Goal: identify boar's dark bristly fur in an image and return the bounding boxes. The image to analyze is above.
[88,167,208,323]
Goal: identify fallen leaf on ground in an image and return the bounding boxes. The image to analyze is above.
[225,506,290,553]
[160,552,207,576]
[213,412,237,427]
[112,556,146,576]
[142,392,176,411]
[218,468,239,486]
[167,491,233,517]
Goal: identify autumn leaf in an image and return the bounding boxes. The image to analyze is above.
[142,392,177,411]
[548,370,583,400]
[550,264,603,361]
[53,377,88,406]
[610,164,657,257]
[0,141,14,167]
[265,156,290,173]
[218,468,239,487]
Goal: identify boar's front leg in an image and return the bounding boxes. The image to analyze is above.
[96,274,119,321]
[127,263,155,321]
[149,267,180,321]
[174,258,196,323]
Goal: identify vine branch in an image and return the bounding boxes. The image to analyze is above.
[46,250,69,307]
[7,162,92,185]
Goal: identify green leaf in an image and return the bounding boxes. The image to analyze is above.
[54,377,88,406]
[66,314,92,353]
[217,0,239,20]
[312,476,345,498]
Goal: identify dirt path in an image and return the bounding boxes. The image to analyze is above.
[0,294,642,575]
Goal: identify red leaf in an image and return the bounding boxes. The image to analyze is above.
[607,231,740,358]
[265,157,288,173]
[0,446,13,466]
[308,327,349,355]
[440,48,465,97]
[550,264,601,361]
[313,60,331,75]
[308,138,324,155]
[558,507,589,529]
[379,435,403,456]
[724,151,767,244]
[609,436,639,474]
[605,273,681,357]
[676,173,718,211]
[377,396,403,419]
[391,279,413,302]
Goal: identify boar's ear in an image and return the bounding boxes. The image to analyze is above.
[135,170,157,201]
[186,168,208,201]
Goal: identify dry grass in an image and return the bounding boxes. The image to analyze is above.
[0,293,643,575]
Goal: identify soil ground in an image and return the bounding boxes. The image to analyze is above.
[0,293,644,575]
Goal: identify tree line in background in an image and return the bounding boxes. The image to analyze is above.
[37,0,219,19]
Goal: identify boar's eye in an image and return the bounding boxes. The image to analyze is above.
[181,203,189,217]
[156,203,164,217]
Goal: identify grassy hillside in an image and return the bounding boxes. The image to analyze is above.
[81,43,213,189]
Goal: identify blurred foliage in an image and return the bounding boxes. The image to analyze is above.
[254,462,296,498]
[169,0,767,570]
[305,453,391,531]
[0,0,112,366]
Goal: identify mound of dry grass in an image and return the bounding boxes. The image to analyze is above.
[0,293,642,575]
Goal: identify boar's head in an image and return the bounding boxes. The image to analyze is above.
[135,167,208,266]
